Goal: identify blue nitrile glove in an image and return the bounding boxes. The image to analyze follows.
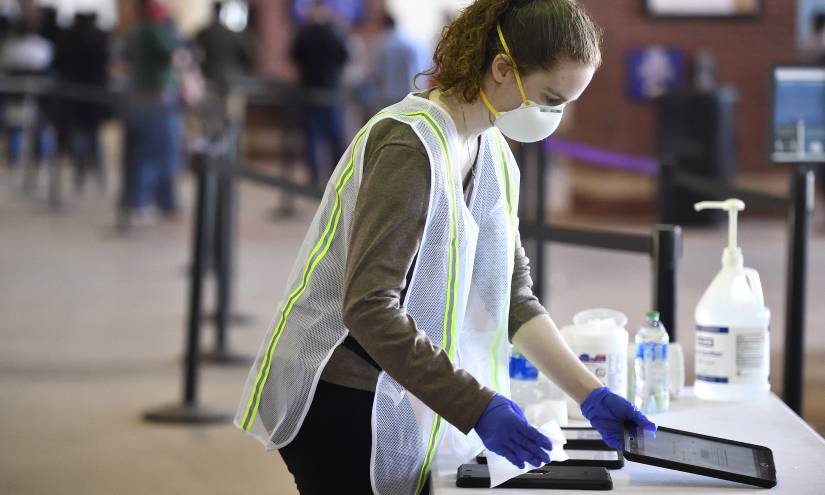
[580,387,657,450]
[474,394,553,469]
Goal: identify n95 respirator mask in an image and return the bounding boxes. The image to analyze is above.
[480,24,565,143]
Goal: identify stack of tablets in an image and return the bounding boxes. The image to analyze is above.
[456,427,619,489]
[456,425,778,490]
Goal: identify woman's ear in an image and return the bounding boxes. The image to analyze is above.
[490,53,513,84]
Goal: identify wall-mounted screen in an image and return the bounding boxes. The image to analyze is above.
[771,66,825,164]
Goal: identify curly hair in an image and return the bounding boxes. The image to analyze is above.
[421,0,602,103]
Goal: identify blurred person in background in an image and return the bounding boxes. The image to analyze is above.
[0,13,55,172]
[54,12,110,193]
[367,12,422,113]
[800,12,825,64]
[340,18,369,124]
[38,6,60,45]
[120,0,183,228]
[194,1,254,96]
[290,0,348,186]
[241,2,259,69]
[0,14,10,43]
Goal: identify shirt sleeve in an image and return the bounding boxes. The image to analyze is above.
[341,121,494,434]
[508,230,549,341]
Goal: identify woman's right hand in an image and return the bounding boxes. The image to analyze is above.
[473,394,553,469]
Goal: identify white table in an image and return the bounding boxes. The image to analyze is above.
[431,389,825,494]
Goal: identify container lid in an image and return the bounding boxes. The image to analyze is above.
[645,310,660,321]
[572,308,628,330]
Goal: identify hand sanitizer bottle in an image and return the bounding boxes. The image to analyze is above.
[693,199,771,401]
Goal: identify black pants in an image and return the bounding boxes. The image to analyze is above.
[279,380,430,495]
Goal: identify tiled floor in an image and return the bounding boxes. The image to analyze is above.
[1,168,823,494]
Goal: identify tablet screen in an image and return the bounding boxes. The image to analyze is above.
[625,428,769,479]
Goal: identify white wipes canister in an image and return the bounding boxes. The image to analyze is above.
[561,309,629,418]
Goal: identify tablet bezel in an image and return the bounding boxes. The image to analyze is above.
[622,424,777,488]
[455,464,613,490]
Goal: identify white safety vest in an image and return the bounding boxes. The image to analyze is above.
[236,94,521,495]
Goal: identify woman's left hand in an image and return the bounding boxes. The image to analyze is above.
[580,387,657,450]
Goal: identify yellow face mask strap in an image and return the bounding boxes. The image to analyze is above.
[479,89,499,118]
[496,23,529,105]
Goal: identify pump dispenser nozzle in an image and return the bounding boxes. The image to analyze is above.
[694,199,745,268]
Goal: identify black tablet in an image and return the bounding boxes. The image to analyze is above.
[456,464,612,490]
[623,424,777,488]
[476,447,624,470]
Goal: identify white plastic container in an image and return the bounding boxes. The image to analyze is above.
[562,309,629,418]
[693,199,771,401]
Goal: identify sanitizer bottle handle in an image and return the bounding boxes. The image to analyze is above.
[744,268,765,307]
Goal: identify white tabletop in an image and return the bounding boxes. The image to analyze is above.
[431,389,825,494]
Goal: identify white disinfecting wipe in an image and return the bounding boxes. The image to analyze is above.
[487,420,569,488]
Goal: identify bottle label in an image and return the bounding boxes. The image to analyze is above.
[635,342,669,361]
[510,354,539,380]
[579,352,627,397]
[695,325,769,384]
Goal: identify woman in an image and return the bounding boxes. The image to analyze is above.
[236,1,655,494]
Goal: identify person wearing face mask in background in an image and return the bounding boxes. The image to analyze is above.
[235,1,655,494]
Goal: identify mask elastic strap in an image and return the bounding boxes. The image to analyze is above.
[479,89,499,118]
[496,23,529,106]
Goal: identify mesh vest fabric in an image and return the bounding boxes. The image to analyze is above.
[234,94,520,495]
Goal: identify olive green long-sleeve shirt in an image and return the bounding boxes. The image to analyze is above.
[320,118,547,434]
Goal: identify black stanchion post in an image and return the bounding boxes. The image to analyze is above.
[653,225,681,342]
[215,168,233,352]
[201,129,254,328]
[201,155,251,366]
[782,167,814,415]
[657,157,676,225]
[48,155,62,210]
[21,94,37,195]
[143,153,232,424]
[533,141,548,302]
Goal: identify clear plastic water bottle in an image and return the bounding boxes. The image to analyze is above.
[634,311,670,414]
[510,347,542,412]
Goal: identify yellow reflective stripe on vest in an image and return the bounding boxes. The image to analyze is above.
[405,112,460,361]
[490,134,515,392]
[496,135,515,221]
[240,113,387,431]
[401,111,459,495]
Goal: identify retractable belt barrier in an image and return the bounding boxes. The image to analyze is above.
[3,75,805,422]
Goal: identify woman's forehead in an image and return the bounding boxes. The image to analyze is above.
[526,61,596,102]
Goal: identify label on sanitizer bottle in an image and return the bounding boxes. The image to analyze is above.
[695,325,769,384]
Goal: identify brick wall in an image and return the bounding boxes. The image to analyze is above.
[569,0,798,171]
[255,0,386,79]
